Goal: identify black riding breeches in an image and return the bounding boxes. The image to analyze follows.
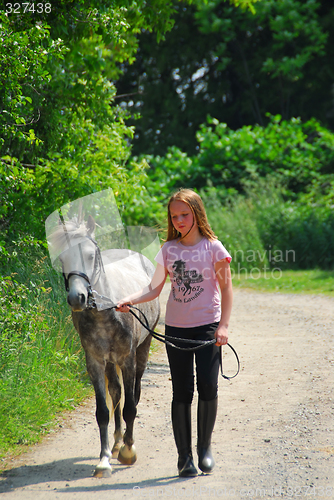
[165,322,220,404]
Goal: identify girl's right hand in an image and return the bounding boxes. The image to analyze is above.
[116,300,132,313]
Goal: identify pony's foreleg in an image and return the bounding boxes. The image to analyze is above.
[86,357,112,478]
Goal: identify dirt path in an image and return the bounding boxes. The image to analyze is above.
[1,286,333,499]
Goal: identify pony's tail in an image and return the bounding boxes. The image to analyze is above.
[104,365,124,418]
[105,374,113,417]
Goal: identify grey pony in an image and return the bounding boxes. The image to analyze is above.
[50,215,160,477]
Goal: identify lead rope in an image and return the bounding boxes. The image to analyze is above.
[91,291,240,380]
[128,305,240,380]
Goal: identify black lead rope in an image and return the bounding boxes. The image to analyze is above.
[127,305,240,381]
[87,290,240,380]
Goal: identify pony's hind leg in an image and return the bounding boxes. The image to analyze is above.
[134,334,152,405]
[117,335,152,465]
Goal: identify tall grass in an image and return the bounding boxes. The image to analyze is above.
[202,181,334,272]
[0,247,91,460]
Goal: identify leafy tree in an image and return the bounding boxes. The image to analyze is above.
[127,115,334,227]
[116,0,333,156]
[0,1,178,244]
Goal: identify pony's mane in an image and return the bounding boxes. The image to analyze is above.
[48,218,88,254]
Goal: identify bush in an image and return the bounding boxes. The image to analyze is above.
[139,115,334,209]
[137,116,334,271]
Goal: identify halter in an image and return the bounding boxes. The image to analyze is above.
[61,236,104,310]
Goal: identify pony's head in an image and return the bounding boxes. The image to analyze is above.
[49,216,100,311]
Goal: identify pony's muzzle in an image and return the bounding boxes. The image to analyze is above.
[67,291,87,311]
[67,277,88,311]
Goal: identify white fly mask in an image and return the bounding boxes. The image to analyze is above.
[45,188,161,310]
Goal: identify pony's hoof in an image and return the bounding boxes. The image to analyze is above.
[94,456,112,478]
[94,467,112,478]
[118,444,137,465]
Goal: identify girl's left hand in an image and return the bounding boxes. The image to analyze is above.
[215,325,229,346]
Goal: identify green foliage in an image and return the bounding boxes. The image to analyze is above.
[125,147,196,226]
[116,0,333,156]
[0,252,91,455]
[139,115,334,205]
[0,12,63,153]
[264,199,334,270]
[227,0,261,12]
[0,1,179,245]
[196,0,327,83]
[134,116,334,271]
[195,115,334,196]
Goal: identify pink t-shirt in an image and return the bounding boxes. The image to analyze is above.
[155,238,232,328]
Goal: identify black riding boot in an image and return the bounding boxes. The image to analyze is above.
[197,397,218,474]
[172,401,198,477]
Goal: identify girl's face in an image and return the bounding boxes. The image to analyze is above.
[169,200,196,237]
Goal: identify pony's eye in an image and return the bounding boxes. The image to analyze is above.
[88,253,95,261]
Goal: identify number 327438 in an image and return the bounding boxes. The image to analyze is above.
[5,3,52,14]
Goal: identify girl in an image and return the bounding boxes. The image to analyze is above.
[117,188,233,477]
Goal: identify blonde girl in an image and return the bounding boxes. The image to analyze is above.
[117,188,233,477]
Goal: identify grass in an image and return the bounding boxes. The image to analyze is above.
[232,268,334,296]
[0,255,93,470]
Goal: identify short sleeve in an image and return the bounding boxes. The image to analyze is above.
[211,240,232,264]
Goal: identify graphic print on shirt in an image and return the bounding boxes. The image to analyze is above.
[171,259,204,302]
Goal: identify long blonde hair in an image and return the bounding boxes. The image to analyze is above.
[166,188,217,242]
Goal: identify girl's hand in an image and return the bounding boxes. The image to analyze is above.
[215,325,229,346]
[116,300,132,313]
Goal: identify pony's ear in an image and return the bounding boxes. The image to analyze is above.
[87,215,96,236]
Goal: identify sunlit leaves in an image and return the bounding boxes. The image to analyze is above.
[0,1,179,243]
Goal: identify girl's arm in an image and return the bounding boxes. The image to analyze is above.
[214,259,233,346]
[116,263,168,312]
